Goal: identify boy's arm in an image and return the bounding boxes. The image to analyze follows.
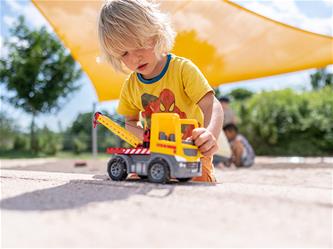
[192,92,224,157]
[232,140,243,166]
[198,92,224,139]
[124,114,144,140]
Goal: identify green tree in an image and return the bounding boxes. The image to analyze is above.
[0,16,82,154]
[310,67,333,90]
[229,88,253,101]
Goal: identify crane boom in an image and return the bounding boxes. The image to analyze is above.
[93,112,142,148]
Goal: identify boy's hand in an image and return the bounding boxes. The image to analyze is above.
[191,128,218,157]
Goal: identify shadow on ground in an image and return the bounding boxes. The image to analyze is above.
[0,176,214,212]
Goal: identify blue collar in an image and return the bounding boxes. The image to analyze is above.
[137,54,171,84]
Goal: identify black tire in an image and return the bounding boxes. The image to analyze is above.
[139,175,148,180]
[177,177,192,182]
[147,159,170,183]
[107,156,128,181]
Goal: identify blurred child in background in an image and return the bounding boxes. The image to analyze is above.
[218,96,237,126]
[223,123,255,167]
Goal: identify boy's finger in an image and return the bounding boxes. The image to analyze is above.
[194,131,211,147]
[191,128,206,140]
[198,139,215,153]
[201,144,218,157]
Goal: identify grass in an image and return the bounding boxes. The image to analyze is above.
[0,150,111,159]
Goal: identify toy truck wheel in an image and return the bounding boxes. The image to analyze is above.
[147,159,170,183]
[177,178,192,182]
[107,157,128,181]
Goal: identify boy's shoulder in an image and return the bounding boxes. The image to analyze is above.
[237,134,249,143]
[123,72,137,85]
[171,53,192,65]
[170,54,198,73]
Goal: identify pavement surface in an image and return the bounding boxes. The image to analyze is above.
[0,158,332,247]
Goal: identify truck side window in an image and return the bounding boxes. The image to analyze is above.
[169,134,175,142]
[159,132,167,140]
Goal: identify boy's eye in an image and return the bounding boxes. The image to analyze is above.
[122,51,128,57]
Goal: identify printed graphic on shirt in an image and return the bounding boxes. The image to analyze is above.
[141,88,193,138]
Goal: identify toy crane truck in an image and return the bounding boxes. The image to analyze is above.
[93,112,202,183]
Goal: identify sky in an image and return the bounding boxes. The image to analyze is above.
[0,0,332,132]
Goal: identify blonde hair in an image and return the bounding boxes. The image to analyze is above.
[98,0,176,73]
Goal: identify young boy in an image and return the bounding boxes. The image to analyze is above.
[98,0,223,182]
[223,124,255,167]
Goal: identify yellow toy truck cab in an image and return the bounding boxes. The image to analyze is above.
[150,113,201,162]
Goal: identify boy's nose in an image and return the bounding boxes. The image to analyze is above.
[132,54,143,64]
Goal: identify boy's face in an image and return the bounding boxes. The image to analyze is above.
[120,38,165,79]
[221,101,229,109]
[225,130,237,141]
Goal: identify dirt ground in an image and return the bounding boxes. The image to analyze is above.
[0,158,332,247]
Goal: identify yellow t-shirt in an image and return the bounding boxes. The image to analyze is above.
[116,54,213,127]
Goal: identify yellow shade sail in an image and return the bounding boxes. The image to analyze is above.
[31,0,333,101]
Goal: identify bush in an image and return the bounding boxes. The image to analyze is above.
[233,87,333,156]
[73,132,89,154]
[37,126,62,155]
[13,134,29,151]
[0,112,17,150]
